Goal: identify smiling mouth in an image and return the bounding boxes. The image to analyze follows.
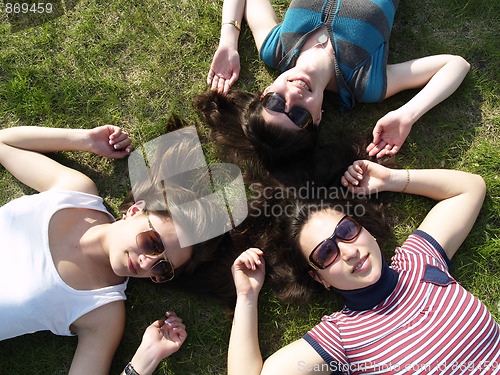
[289,78,311,92]
[352,254,369,273]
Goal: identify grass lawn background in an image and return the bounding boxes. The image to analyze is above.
[0,0,498,373]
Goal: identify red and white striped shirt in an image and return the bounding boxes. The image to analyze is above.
[304,231,500,374]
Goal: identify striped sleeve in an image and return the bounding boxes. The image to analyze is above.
[394,230,451,271]
[303,318,348,373]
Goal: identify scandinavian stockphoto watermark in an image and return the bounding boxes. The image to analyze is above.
[128,126,248,247]
[248,182,379,218]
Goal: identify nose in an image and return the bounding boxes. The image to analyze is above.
[337,241,359,262]
[138,252,164,271]
[284,86,303,112]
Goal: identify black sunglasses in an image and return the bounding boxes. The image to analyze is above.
[261,92,313,129]
[308,216,362,270]
[136,214,175,283]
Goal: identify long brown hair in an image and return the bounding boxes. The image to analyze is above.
[194,88,363,188]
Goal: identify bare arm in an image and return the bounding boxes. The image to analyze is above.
[207,0,278,94]
[0,125,131,194]
[342,161,486,259]
[367,55,470,158]
[69,302,126,375]
[228,248,265,374]
[228,249,329,375]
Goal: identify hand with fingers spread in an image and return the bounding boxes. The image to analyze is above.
[341,160,392,196]
[366,109,414,159]
[207,44,241,95]
[88,125,132,159]
[128,311,187,375]
[231,248,266,298]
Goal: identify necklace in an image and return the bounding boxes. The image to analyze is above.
[310,33,334,66]
[318,33,328,45]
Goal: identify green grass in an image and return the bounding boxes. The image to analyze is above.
[0,0,499,373]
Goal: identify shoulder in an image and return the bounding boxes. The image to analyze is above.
[72,300,125,337]
[260,24,283,66]
[392,230,451,271]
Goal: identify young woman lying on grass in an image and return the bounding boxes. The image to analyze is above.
[0,125,223,375]
[228,161,499,374]
[197,0,470,173]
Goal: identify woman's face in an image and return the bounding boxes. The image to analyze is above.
[298,208,382,291]
[110,205,192,281]
[261,67,325,131]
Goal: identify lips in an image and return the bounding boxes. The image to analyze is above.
[128,255,138,275]
[352,254,369,273]
[288,77,311,92]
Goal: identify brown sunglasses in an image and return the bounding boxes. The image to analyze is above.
[136,213,175,283]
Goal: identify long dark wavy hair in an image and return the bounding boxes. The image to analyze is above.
[264,198,391,305]
[194,89,361,188]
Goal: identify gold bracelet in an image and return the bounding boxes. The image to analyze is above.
[223,20,241,31]
[401,169,410,193]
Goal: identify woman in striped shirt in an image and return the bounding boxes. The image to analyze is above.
[228,162,499,374]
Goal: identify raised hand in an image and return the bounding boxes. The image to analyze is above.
[207,44,240,95]
[129,311,187,375]
[341,160,392,195]
[231,248,266,297]
[87,125,132,159]
[366,109,414,159]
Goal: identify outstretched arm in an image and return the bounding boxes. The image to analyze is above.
[342,160,486,259]
[207,0,278,94]
[228,248,266,374]
[228,248,328,375]
[0,125,131,194]
[367,55,470,158]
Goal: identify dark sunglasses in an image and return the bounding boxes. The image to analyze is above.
[308,216,362,270]
[136,214,175,283]
[261,92,313,129]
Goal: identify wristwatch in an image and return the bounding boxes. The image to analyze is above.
[124,362,140,375]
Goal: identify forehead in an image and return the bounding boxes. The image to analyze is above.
[261,107,300,132]
[298,209,345,253]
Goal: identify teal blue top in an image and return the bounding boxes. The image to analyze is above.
[260,0,399,110]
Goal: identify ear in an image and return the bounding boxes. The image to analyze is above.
[124,200,146,219]
[260,85,272,99]
[316,110,323,126]
[308,270,330,288]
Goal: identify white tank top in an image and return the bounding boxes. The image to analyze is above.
[0,190,128,339]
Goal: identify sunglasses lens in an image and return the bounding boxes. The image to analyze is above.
[262,93,286,112]
[288,107,313,128]
[136,230,164,255]
[150,260,174,283]
[311,240,338,269]
[336,218,361,241]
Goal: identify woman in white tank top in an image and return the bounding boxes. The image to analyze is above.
[0,125,221,375]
